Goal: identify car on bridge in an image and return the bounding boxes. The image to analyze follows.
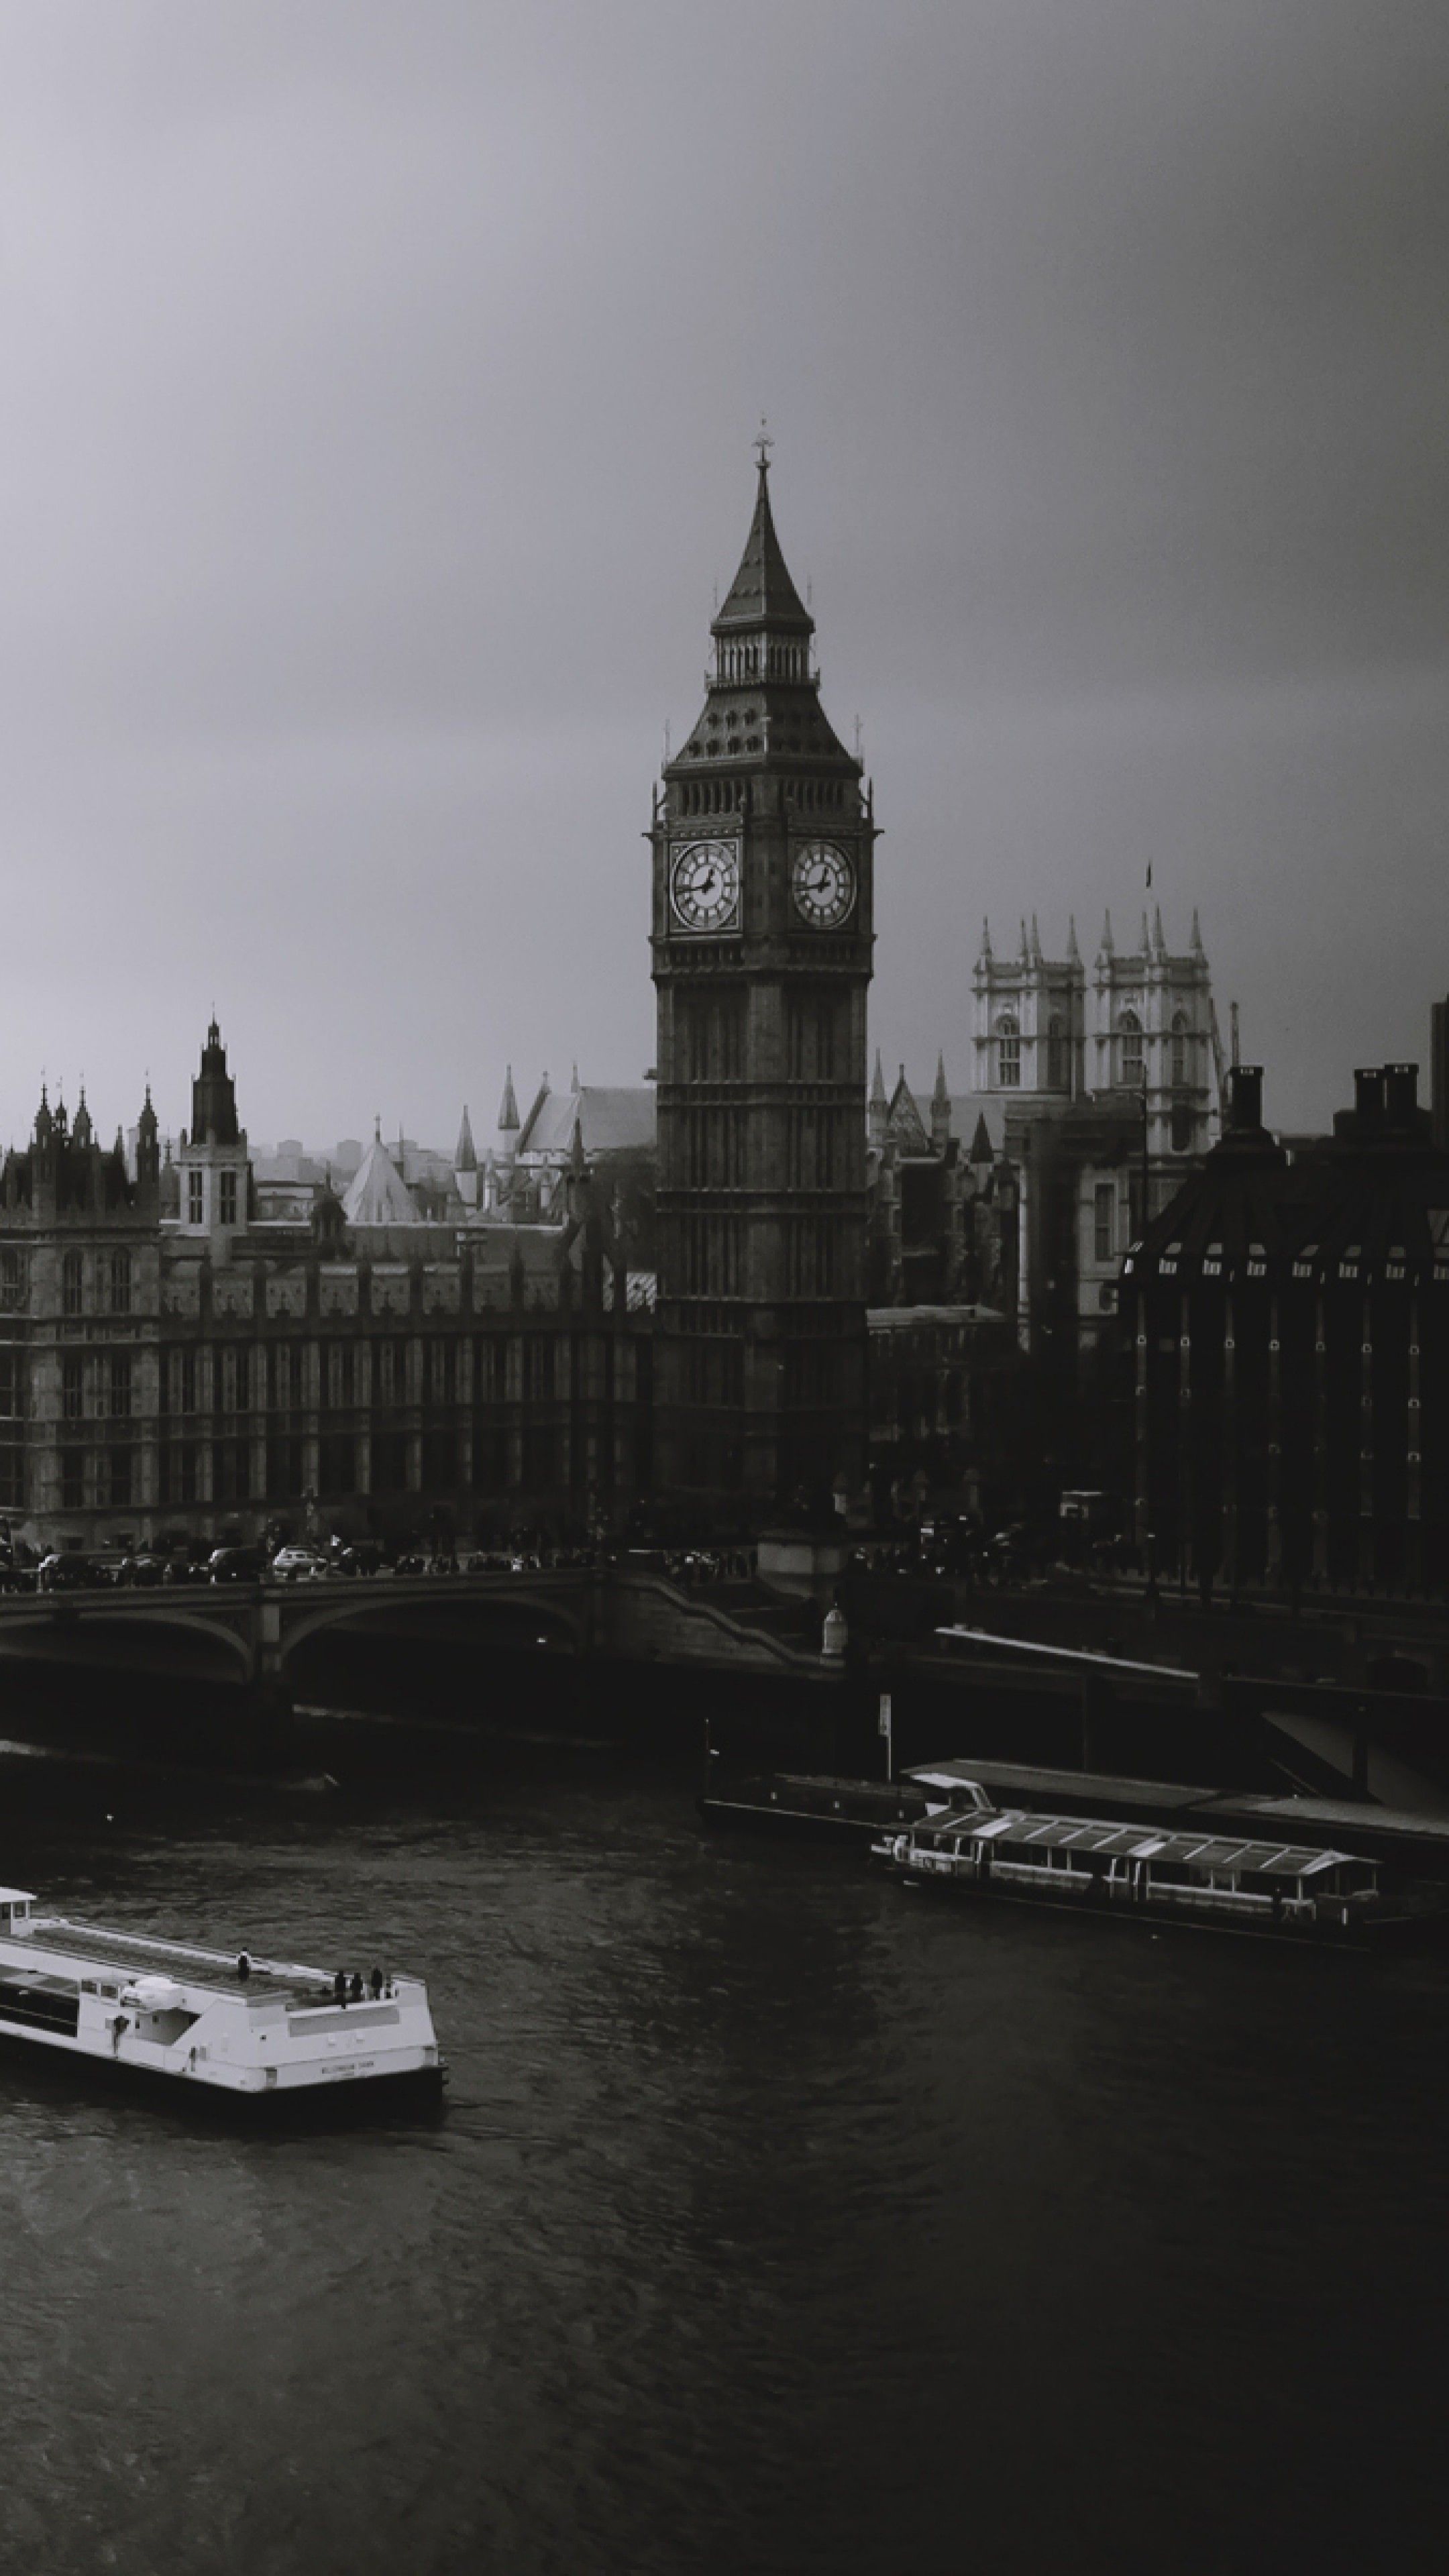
[38,1553,111,1592]
[207,1546,269,1585]
[117,1553,166,1589]
[271,1547,330,1584]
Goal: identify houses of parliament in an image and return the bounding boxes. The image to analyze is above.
[0,454,1226,1553]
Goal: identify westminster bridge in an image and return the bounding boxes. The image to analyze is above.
[4,1562,1448,1808]
[0,1566,839,1705]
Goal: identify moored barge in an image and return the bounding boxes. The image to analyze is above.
[872,1786,1430,1943]
[0,1886,444,2106]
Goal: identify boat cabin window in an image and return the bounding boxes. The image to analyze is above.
[0,1898,31,1931]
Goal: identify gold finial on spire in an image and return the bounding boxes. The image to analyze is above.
[754,415,773,473]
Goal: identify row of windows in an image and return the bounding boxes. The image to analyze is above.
[713,639,808,682]
[0,1335,575,1425]
[38,1419,573,1515]
[186,1170,239,1226]
[676,1108,749,1191]
[676,778,742,816]
[676,988,746,1083]
[786,1220,846,1298]
[993,1011,1196,1089]
[151,1336,558,1415]
[672,1218,743,1298]
[62,1250,133,1316]
[785,778,847,812]
[785,988,849,1083]
[786,1109,856,1193]
[150,1426,561,1507]
[60,1447,134,1511]
[62,1354,133,1419]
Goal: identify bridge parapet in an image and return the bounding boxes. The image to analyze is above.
[0,1565,835,1690]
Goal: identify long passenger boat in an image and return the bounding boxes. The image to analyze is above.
[0,1886,445,2107]
[871,1785,1432,1943]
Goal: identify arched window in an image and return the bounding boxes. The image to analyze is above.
[1171,1011,1188,1087]
[1046,1015,1067,1089]
[996,1014,1020,1088]
[1119,1010,1144,1087]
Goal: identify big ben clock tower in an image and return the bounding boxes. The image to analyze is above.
[651,439,875,1507]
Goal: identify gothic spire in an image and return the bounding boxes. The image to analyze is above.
[933,1051,950,1106]
[497,1066,519,1133]
[455,1105,477,1173]
[1066,914,1081,963]
[870,1049,888,1108]
[712,437,813,639]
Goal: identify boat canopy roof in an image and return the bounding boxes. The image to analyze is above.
[928,1809,1367,1876]
[0,1888,35,1907]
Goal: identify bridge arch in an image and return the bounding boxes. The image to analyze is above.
[274,1581,585,1676]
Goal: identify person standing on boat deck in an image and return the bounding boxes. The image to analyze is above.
[333,1969,347,2006]
[349,1972,365,2003]
[369,1966,383,2000]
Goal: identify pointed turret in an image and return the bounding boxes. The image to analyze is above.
[1099,910,1115,959]
[72,1086,93,1150]
[1066,915,1081,965]
[1190,908,1205,957]
[341,1126,419,1228]
[33,1083,52,1151]
[191,1020,240,1146]
[1152,904,1167,955]
[453,1103,479,1210]
[1029,913,1043,963]
[667,440,857,769]
[712,443,813,641]
[1139,910,1151,955]
[969,1112,995,1167]
[869,1049,888,1148]
[931,1051,951,1150]
[137,1083,159,1187]
[497,1065,519,1135]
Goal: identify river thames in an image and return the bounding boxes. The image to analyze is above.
[3,1732,1445,2575]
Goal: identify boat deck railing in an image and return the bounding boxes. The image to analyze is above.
[28,1919,341,2002]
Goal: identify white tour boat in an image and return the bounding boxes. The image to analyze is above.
[0,1886,444,2106]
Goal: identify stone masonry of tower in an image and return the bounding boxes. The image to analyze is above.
[650,452,875,1508]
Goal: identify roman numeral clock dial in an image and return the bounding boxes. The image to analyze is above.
[792,840,856,928]
[670,839,739,932]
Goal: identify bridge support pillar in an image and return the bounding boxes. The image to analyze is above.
[245,1597,294,1746]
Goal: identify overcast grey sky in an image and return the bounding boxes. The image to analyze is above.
[1,0,1445,1147]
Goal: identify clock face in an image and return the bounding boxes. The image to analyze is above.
[792,839,856,928]
[670,839,739,932]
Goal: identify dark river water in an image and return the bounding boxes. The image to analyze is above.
[3,1732,1445,2575]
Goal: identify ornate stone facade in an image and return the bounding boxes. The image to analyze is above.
[0,1032,652,1553]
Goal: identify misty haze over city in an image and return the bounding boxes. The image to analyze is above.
[2,0,1446,1149]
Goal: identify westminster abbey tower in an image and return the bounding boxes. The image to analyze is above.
[651,445,875,1504]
